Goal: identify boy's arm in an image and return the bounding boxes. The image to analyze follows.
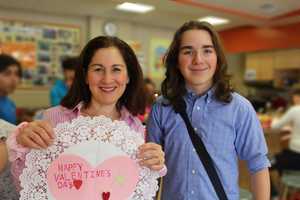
[250,168,270,200]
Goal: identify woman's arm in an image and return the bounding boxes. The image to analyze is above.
[7,120,53,191]
[271,107,295,130]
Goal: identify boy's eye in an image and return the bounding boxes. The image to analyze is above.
[203,48,213,54]
[183,50,194,55]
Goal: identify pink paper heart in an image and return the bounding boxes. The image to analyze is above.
[47,154,139,200]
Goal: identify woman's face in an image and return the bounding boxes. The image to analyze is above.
[86,47,129,108]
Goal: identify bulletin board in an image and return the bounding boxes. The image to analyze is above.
[126,40,145,73]
[149,38,170,79]
[0,18,81,86]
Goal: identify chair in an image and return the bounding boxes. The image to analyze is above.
[240,188,252,200]
[281,170,300,199]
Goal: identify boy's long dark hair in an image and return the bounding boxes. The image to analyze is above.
[161,21,233,108]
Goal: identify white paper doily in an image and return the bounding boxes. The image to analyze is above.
[19,116,160,200]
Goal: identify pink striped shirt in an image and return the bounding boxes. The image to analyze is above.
[7,102,165,191]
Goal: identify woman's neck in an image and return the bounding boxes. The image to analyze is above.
[82,101,120,121]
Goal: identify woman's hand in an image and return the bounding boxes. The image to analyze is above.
[137,142,165,171]
[16,120,54,149]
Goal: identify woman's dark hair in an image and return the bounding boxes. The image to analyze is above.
[61,36,146,116]
[0,54,22,77]
[161,20,232,107]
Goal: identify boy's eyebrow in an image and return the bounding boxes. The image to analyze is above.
[203,45,214,49]
[179,45,193,50]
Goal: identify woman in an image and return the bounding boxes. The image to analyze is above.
[7,36,166,191]
[271,88,300,173]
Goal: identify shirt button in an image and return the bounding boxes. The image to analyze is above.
[191,190,194,194]
[193,148,196,152]
[192,169,196,174]
[197,106,200,110]
[194,127,197,131]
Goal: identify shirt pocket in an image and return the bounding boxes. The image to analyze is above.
[205,120,235,155]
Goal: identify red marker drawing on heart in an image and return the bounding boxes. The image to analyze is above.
[73,179,82,190]
[102,191,110,200]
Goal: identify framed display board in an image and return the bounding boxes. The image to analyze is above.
[149,38,170,80]
[0,18,81,86]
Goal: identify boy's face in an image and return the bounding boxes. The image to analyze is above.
[0,65,20,96]
[63,69,75,88]
[178,29,217,95]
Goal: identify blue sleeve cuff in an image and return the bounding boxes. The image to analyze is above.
[247,154,271,174]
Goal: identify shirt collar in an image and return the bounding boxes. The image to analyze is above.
[186,86,215,103]
[64,101,132,120]
[60,102,83,116]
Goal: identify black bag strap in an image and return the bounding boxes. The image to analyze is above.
[174,98,228,200]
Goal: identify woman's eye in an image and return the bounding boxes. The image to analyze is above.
[94,67,103,72]
[112,67,121,72]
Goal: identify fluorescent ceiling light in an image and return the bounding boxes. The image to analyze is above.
[116,2,155,13]
[198,16,230,26]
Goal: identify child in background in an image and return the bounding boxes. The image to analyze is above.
[138,78,157,124]
[0,54,22,124]
[50,56,79,106]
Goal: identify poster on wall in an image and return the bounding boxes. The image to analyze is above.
[126,40,145,73]
[1,42,36,69]
[0,18,81,86]
[149,38,170,80]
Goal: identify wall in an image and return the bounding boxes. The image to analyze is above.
[219,22,300,53]
[1,8,88,108]
[0,8,88,43]
[226,53,248,95]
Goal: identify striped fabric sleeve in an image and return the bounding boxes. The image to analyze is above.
[6,121,30,191]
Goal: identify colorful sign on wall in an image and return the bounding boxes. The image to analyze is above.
[149,38,171,80]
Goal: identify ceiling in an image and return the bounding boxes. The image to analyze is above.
[0,0,300,30]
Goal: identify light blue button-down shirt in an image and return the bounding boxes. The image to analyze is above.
[147,89,270,200]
